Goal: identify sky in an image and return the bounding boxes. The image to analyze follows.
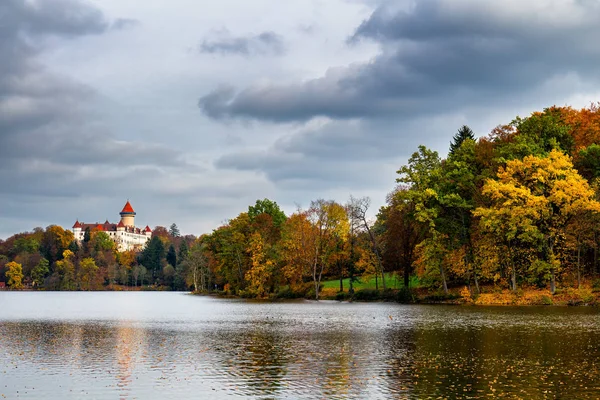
[2,0,600,239]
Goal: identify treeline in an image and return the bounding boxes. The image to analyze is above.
[0,224,198,291]
[2,105,600,297]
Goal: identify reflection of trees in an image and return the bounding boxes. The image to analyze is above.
[211,326,289,397]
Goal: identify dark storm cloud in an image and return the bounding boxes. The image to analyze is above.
[199,30,285,56]
[198,0,600,122]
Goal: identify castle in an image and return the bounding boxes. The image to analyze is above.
[72,201,152,251]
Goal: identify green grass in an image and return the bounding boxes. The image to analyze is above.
[321,273,419,291]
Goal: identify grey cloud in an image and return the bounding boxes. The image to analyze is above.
[111,18,140,30]
[199,30,285,56]
[199,0,600,122]
[0,1,187,202]
[213,114,459,190]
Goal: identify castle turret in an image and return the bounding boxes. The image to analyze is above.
[119,200,136,227]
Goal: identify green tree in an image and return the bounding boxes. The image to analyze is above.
[31,258,50,288]
[449,125,475,155]
[140,236,165,281]
[248,198,287,228]
[169,223,181,237]
[166,244,177,267]
[178,240,189,264]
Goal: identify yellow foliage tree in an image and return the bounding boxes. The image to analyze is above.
[475,150,600,293]
[245,232,273,298]
[5,261,24,289]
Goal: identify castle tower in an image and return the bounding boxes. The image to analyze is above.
[119,200,136,227]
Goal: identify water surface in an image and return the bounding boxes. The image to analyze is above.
[1,292,600,399]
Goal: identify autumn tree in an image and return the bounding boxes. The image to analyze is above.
[348,196,385,289]
[248,198,287,228]
[476,150,600,293]
[79,257,99,290]
[307,200,349,300]
[5,261,24,289]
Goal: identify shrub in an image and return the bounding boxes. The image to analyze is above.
[541,294,553,305]
[397,287,415,303]
[352,289,380,301]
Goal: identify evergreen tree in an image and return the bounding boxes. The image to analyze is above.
[449,125,475,155]
[169,223,180,237]
[83,227,91,243]
[166,244,177,267]
[140,236,165,281]
[178,240,189,264]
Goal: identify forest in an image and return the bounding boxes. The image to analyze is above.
[2,104,600,303]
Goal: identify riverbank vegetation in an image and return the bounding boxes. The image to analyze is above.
[2,104,600,305]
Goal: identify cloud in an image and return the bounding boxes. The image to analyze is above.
[198,0,600,122]
[199,29,285,56]
[0,0,189,231]
[111,18,140,30]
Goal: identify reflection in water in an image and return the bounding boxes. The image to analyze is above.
[2,292,600,399]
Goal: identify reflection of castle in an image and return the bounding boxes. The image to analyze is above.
[72,201,152,251]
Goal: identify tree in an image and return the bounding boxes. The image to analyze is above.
[54,250,76,290]
[83,227,91,243]
[169,223,181,237]
[280,211,315,291]
[449,125,475,155]
[31,258,50,288]
[475,150,600,293]
[5,261,24,289]
[248,198,287,228]
[307,200,349,300]
[396,146,450,293]
[348,196,385,290]
[140,236,165,281]
[79,258,99,290]
[245,232,273,297]
[178,240,190,264]
[379,188,426,288]
[185,242,209,292]
[166,244,177,267]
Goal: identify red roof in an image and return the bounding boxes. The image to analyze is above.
[144,225,152,232]
[117,220,125,228]
[121,201,135,213]
[73,220,82,229]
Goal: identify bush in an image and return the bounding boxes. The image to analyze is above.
[397,287,415,303]
[335,291,350,301]
[352,289,381,301]
[422,292,461,302]
[541,294,553,305]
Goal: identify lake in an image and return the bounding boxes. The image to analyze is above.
[1,292,600,399]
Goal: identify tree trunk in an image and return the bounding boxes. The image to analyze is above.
[577,243,582,289]
[474,274,480,294]
[440,264,448,294]
[511,265,517,292]
[550,269,556,294]
[403,263,410,288]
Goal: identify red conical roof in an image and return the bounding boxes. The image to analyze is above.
[121,200,135,213]
[144,225,152,232]
[117,220,125,228]
[73,220,82,228]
